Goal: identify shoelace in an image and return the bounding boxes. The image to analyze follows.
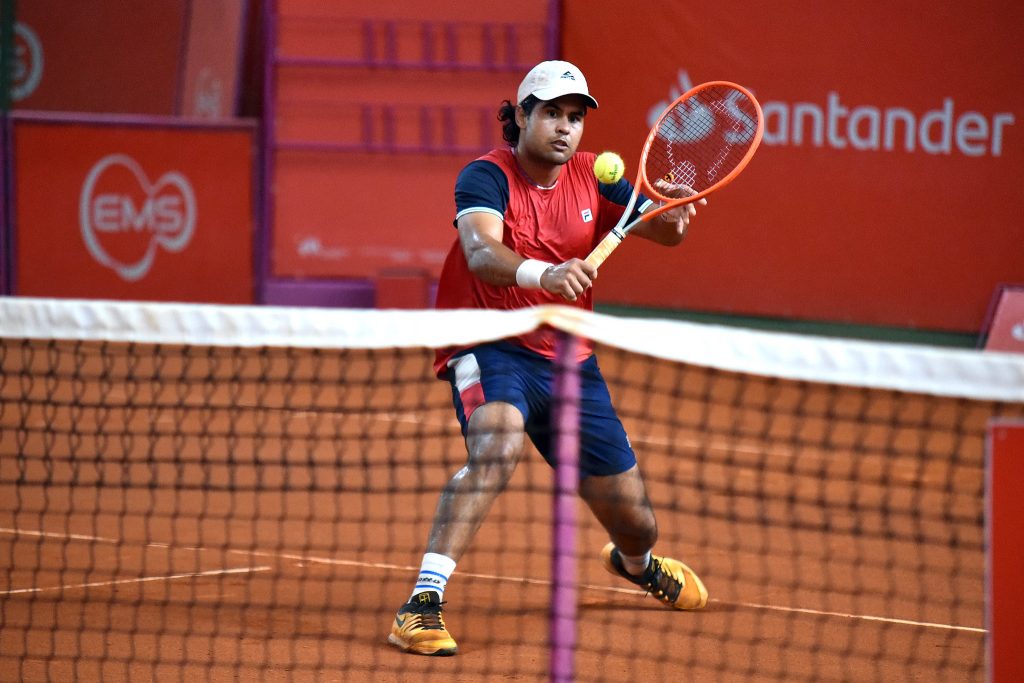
[644,559,682,603]
[405,601,447,631]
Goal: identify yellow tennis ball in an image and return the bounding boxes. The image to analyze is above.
[593,151,625,184]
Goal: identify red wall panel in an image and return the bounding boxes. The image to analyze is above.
[268,1,554,281]
[13,116,256,304]
[13,1,187,114]
[179,0,248,118]
[563,0,1024,332]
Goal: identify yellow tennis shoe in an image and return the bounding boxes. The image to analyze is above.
[387,591,458,656]
[601,543,709,610]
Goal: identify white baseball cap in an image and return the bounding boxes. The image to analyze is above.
[516,60,599,109]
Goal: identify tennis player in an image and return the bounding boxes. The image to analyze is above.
[388,60,709,656]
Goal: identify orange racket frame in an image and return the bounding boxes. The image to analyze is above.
[585,81,764,268]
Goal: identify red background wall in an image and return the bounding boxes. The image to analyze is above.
[562,0,1024,332]
[179,0,249,119]
[12,1,188,114]
[12,0,247,119]
[3,1,254,300]
[268,0,553,281]
[7,0,1022,331]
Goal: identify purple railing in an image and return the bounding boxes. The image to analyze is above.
[275,18,540,71]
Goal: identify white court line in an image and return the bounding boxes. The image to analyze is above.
[5,527,985,635]
[720,598,987,634]
[1,565,271,596]
[0,527,120,544]
[227,547,985,635]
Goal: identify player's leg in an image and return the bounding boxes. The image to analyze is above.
[388,401,525,655]
[425,400,526,560]
[573,356,709,610]
[389,344,533,655]
[579,464,657,557]
[581,468,708,610]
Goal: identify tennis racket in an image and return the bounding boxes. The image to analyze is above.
[585,81,764,268]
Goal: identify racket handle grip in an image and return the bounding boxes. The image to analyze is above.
[585,230,623,269]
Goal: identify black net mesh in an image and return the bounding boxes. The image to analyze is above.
[2,299,1021,681]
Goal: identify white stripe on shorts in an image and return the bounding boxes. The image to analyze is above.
[448,353,481,392]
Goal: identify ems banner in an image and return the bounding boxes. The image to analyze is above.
[563,0,1024,333]
[11,115,255,304]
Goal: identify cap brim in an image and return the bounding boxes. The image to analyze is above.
[530,87,599,109]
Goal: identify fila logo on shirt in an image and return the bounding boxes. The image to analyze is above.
[581,208,593,222]
[79,154,197,281]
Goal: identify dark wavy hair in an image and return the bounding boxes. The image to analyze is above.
[498,95,540,146]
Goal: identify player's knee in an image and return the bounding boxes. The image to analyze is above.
[467,438,522,485]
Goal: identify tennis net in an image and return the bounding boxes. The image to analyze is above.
[2,297,1022,682]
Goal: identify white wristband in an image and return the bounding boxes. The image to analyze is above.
[515,259,551,289]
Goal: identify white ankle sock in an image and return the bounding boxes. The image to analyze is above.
[619,550,652,577]
[410,552,457,600]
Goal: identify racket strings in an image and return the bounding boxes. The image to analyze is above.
[645,85,760,199]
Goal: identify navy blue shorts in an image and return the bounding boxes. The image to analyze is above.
[445,341,636,478]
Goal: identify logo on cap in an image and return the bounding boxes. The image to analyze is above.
[561,71,576,80]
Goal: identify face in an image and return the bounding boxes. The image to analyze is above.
[516,95,588,166]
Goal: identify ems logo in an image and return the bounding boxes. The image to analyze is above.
[581,208,593,222]
[13,22,43,101]
[561,70,576,80]
[79,154,197,281]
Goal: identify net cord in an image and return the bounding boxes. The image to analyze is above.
[1,297,1022,402]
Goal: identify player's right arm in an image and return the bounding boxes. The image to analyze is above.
[456,212,595,302]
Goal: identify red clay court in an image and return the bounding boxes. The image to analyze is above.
[3,300,1020,681]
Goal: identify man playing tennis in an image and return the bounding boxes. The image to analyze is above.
[388,60,709,656]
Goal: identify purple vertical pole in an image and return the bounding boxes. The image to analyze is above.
[382,105,396,152]
[443,22,457,67]
[422,22,436,67]
[550,330,580,683]
[173,0,194,116]
[232,0,251,117]
[362,19,375,65]
[383,21,397,67]
[258,0,278,303]
[361,103,374,149]
[1,115,8,295]
[481,23,494,68]
[504,23,517,68]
